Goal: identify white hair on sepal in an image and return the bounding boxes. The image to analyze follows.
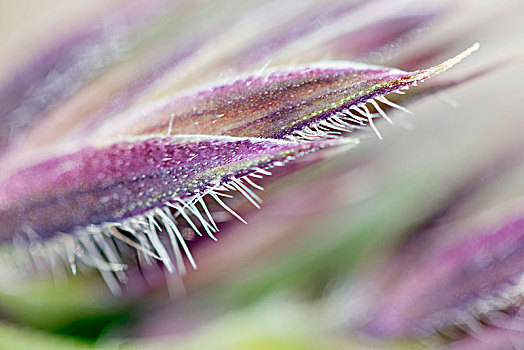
[0,168,277,294]
[286,85,417,141]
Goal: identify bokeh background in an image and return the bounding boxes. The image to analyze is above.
[0,0,523,349]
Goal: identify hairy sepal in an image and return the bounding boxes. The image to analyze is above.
[0,135,354,242]
[93,45,479,143]
[0,46,479,291]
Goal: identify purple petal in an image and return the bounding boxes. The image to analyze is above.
[363,213,524,338]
